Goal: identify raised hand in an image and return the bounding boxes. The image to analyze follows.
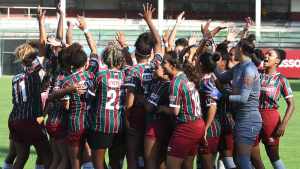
[37,6,46,22]
[201,19,212,38]
[162,30,170,43]
[56,1,63,15]
[67,20,74,29]
[188,32,197,46]
[176,11,185,24]
[227,27,239,42]
[76,15,87,31]
[244,17,255,30]
[115,32,127,48]
[139,3,156,21]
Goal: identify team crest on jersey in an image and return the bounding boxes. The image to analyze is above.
[142,73,152,81]
[108,79,122,88]
[261,86,275,93]
[187,82,195,90]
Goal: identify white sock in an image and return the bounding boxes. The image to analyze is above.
[272,160,286,169]
[223,157,236,169]
[138,156,144,168]
[82,162,94,169]
[35,164,45,169]
[218,160,226,169]
[2,162,13,169]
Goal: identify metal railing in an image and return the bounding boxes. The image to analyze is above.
[0,6,56,18]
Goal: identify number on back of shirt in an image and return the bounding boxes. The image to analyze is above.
[105,89,120,110]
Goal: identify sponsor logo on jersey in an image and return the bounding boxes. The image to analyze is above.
[108,79,122,88]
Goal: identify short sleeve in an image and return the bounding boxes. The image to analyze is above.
[169,79,181,108]
[280,76,293,99]
[124,70,138,91]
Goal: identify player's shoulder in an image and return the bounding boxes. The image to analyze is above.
[12,73,25,83]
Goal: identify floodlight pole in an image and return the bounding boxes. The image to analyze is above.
[158,0,164,35]
[255,0,261,40]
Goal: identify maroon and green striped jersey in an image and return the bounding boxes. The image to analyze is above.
[60,70,93,132]
[146,80,170,122]
[9,57,43,122]
[169,72,202,123]
[46,73,68,126]
[259,72,293,109]
[199,73,222,137]
[89,69,126,133]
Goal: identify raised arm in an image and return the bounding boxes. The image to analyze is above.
[77,16,97,55]
[56,2,64,40]
[168,11,185,51]
[66,21,74,45]
[139,3,162,54]
[37,6,47,58]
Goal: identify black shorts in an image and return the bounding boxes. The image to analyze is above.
[87,130,115,150]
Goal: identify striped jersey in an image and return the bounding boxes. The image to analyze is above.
[169,72,202,123]
[259,72,293,109]
[89,69,126,133]
[147,80,170,121]
[46,73,68,126]
[199,73,222,137]
[125,53,163,98]
[9,57,43,122]
[125,63,154,98]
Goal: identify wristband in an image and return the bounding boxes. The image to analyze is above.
[83,28,89,34]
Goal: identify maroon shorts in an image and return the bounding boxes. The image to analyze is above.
[219,116,234,151]
[66,130,86,147]
[9,120,48,145]
[46,122,66,140]
[199,136,220,154]
[167,119,205,159]
[128,107,146,131]
[259,109,281,146]
[145,119,173,145]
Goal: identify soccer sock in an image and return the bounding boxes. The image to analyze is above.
[35,164,45,169]
[223,157,237,169]
[236,154,252,169]
[2,162,13,169]
[82,162,94,169]
[272,160,286,169]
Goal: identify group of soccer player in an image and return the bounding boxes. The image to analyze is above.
[2,2,295,169]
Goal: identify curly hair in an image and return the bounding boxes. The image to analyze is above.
[102,42,125,69]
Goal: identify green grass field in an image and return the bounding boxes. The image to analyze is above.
[0,75,299,169]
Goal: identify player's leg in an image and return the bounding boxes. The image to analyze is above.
[81,142,94,169]
[126,127,143,169]
[49,139,60,169]
[13,142,30,169]
[68,144,82,169]
[144,136,160,169]
[166,156,183,169]
[182,156,195,169]
[2,139,16,169]
[56,139,69,169]
[265,144,285,169]
[108,133,126,169]
[251,144,265,169]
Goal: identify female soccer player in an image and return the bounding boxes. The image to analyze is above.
[197,52,222,169]
[214,38,262,169]
[87,43,126,169]
[258,49,295,169]
[125,3,163,169]
[9,43,51,169]
[144,64,173,169]
[159,52,205,169]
